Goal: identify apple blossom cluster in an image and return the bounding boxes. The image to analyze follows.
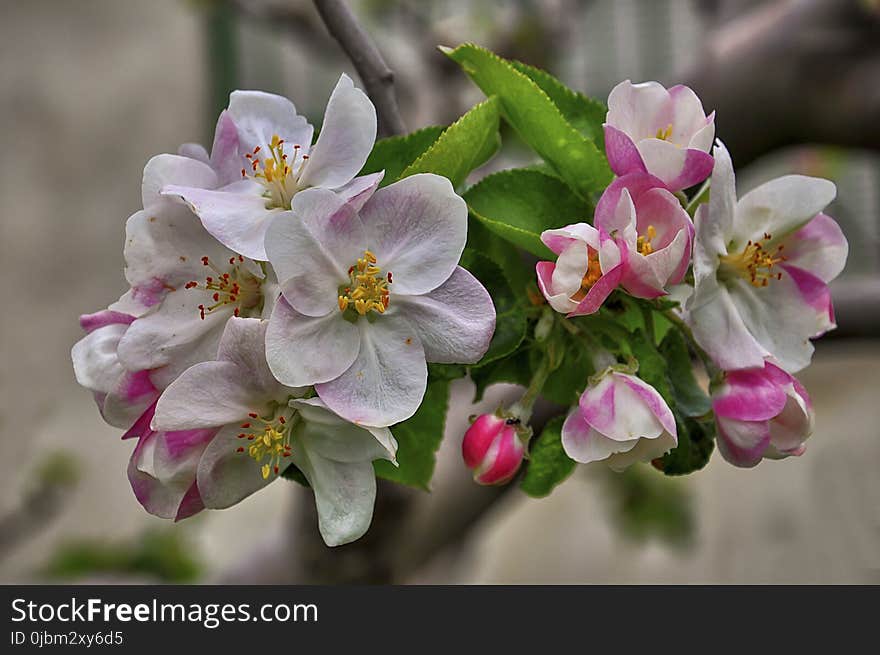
[72,74,495,546]
[467,80,847,485]
[72,44,849,543]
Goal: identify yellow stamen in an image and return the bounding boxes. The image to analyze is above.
[719,232,787,287]
[637,225,657,256]
[240,134,309,209]
[571,249,603,302]
[655,123,673,141]
[339,250,391,316]
[235,411,293,479]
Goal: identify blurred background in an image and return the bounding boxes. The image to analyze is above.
[1,0,878,584]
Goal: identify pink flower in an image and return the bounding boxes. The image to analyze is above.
[536,223,625,316]
[594,172,693,298]
[712,361,813,468]
[462,413,527,485]
[562,371,677,472]
[604,80,715,192]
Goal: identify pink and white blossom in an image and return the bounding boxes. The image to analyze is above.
[712,361,813,468]
[536,223,625,316]
[147,317,397,545]
[163,74,381,261]
[462,413,527,485]
[594,172,693,298]
[686,141,847,372]
[71,309,160,440]
[604,80,715,192]
[264,174,496,427]
[562,371,677,471]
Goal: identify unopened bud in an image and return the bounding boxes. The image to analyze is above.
[462,413,526,485]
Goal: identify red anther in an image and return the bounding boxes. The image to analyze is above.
[247,435,254,440]
[238,433,246,438]
[383,295,389,308]
[201,256,210,265]
[274,465,279,474]
[233,308,240,317]
[238,255,244,262]
[241,423,251,429]
[252,161,259,171]
[293,144,300,149]
[236,447,245,453]
[198,304,206,320]
[213,293,220,301]
[241,169,247,178]
[348,266,354,275]
[206,276,213,283]
[277,139,284,145]
[248,413,258,418]
[302,155,309,159]
[281,154,288,160]
[223,273,230,279]
[253,146,261,153]
[283,452,291,458]
[387,272,393,283]
[278,416,285,424]
[229,257,236,265]
[185,282,197,289]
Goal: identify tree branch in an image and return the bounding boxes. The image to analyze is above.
[312,0,406,137]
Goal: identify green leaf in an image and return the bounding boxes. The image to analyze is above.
[630,330,673,404]
[521,416,575,497]
[507,59,606,145]
[465,218,531,295]
[443,43,612,198]
[460,249,527,367]
[360,126,445,185]
[401,96,500,188]
[541,328,595,406]
[374,378,450,490]
[653,413,715,476]
[660,329,711,418]
[464,168,591,259]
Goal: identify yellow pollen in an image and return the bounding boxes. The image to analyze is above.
[185,255,262,320]
[637,225,657,255]
[655,123,674,141]
[339,250,391,316]
[571,249,602,302]
[236,411,292,479]
[240,134,308,209]
[719,232,787,287]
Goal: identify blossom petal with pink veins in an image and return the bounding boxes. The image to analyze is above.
[536,262,576,314]
[781,213,848,283]
[79,310,134,334]
[141,154,217,209]
[716,416,771,468]
[687,279,768,371]
[163,180,275,261]
[102,371,159,430]
[603,124,646,177]
[780,264,835,334]
[196,424,275,509]
[540,222,599,255]
[392,266,495,364]
[129,427,214,520]
[208,110,242,185]
[178,142,209,164]
[712,367,789,422]
[619,374,677,436]
[606,80,671,140]
[732,175,836,247]
[357,174,467,295]
[291,440,377,547]
[116,287,230,373]
[693,141,736,276]
[227,90,313,155]
[299,74,377,190]
[580,374,665,441]
[153,361,264,431]
[265,296,360,388]
[636,138,714,191]
[335,171,385,212]
[266,188,365,316]
[291,398,397,464]
[727,274,823,372]
[316,318,427,427]
[669,85,713,142]
[562,410,636,464]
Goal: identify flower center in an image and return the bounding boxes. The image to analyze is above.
[240,134,308,210]
[637,225,657,255]
[338,250,391,316]
[236,408,295,479]
[571,249,602,302]
[185,255,262,320]
[719,233,787,287]
[655,123,673,141]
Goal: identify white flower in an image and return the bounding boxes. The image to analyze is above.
[163,74,382,260]
[264,174,496,427]
[686,141,847,372]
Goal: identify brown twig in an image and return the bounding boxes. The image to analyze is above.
[312,0,406,137]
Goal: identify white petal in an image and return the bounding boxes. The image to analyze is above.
[291,397,397,462]
[227,90,314,154]
[299,74,377,190]
[265,188,366,317]
[605,431,677,472]
[732,175,836,247]
[316,318,427,427]
[216,317,298,398]
[141,154,217,209]
[562,410,634,464]
[392,266,495,364]
[358,174,467,295]
[293,442,377,547]
[72,324,127,394]
[197,424,275,509]
[265,297,360,387]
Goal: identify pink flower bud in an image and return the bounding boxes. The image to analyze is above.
[462,413,526,485]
